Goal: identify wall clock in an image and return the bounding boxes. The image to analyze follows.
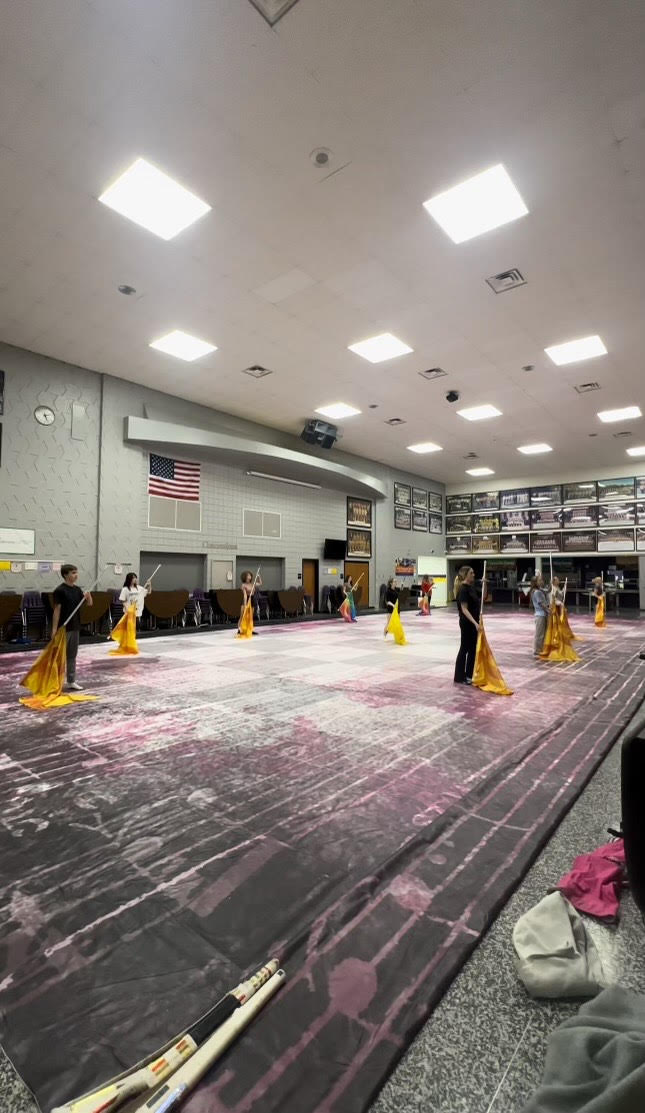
[34,405,55,426]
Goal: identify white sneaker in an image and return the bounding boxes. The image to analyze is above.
[65,681,84,691]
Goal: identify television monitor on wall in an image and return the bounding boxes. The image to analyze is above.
[323,538,347,560]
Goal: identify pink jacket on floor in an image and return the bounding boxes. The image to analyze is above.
[555,840,626,923]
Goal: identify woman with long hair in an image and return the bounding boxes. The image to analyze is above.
[384,577,399,636]
[454,566,482,684]
[530,572,548,656]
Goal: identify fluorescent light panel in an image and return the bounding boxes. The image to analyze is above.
[626,445,645,457]
[517,443,552,455]
[407,441,443,454]
[314,403,361,420]
[348,332,413,363]
[99,157,211,240]
[456,404,502,422]
[423,164,528,244]
[597,406,642,423]
[246,471,321,489]
[545,335,607,365]
[149,329,217,362]
[466,467,495,476]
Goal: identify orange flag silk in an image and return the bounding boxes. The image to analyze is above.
[236,599,254,639]
[20,629,98,710]
[473,619,513,696]
[109,604,139,656]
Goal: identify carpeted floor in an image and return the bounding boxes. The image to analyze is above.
[0,609,643,1113]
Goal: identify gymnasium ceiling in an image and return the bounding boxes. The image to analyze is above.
[1,0,645,484]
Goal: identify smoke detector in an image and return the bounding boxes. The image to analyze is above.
[418,367,448,381]
[310,148,332,168]
[385,418,406,426]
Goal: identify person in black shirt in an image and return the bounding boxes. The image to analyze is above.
[384,577,399,637]
[51,564,92,690]
[453,565,483,684]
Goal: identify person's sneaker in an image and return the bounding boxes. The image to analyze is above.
[65,681,84,691]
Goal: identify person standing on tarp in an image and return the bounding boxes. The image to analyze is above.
[51,564,92,690]
[453,566,482,685]
[530,573,548,656]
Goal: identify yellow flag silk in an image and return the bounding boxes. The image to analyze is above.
[19,629,98,710]
[540,607,581,663]
[339,598,352,623]
[386,601,407,645]
[594,595,607,627]
[236,599,254,639]
[473,619,513,696]
[109,604,139,656]
[560,606,579,642]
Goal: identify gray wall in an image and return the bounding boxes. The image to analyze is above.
[0,342,445,605]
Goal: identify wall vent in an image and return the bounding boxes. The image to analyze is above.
[385,417,406,426]
[574,382,600,393]
[485,268,526,293]
[242,364,273,379]
[612,430,632,439]
[418,367,448,381]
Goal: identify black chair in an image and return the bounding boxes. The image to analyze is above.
[621,722,645,917]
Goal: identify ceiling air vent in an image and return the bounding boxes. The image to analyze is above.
[247,0,302,26]
[242,365,273,379]
[613,430,632,439]
[418,367,448,381]
[463,452,478,459]
[485,268,526,294]
[385,418,406,426]
[574,382,600,393]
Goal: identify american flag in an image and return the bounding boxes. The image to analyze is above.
[148,454,200,501]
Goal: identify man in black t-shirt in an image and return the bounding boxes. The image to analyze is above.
[51,564,92,690]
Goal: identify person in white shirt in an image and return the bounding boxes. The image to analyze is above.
[119,572,151,620]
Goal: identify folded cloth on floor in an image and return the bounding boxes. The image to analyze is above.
[521,985,645,1112]
[555,840,626,924]
[513,891,605,998]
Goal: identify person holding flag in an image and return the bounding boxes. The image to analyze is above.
[237,569,262,638]
[453,566,483,684]
[417,576,433,616]
[384,577,399,637]
[51,564,93,689]
[530,572,549,657]
[593,576,607,627]
[110,571,154,656]
[472,560,513,695]
[339,575,360,623]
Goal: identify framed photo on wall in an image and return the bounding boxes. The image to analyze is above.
[413,509,428,531]
[530,484,562,506]
[428,491,442,513]
[394,505,412,530]
[597,528,634,552]
[429,513,443,534]
[531,531,562,553]
[500,488,530,510]
[347,497,372,528]
[412,487,428,510]
[500,533,530,553]
[472,490,499,511]
[561,530,596,553]
[446,514,472,534]
[598,502,635,526]
[637,478,645,499]
[346,527,372,558]
[598,477,635,501]
[472,534,500,554]
[446,494,472,515]
[562,505,597,529]
[394,482,411,506]
[446,534,471,554]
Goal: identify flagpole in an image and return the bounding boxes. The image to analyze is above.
[147,563,162,584]
[63,565,110,628]
[563,576,568,604]
[480,560,487,624]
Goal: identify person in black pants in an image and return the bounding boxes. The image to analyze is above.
[454,565,483,684]
[51,563,92,690]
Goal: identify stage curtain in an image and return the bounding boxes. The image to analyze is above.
[473,619,513,696]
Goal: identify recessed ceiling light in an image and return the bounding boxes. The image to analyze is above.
[597,405,642,423]
[456,404,502,422]
[348,332,413,363]
[517,443,552,455]
[466,467,495,476]
[423,164,528,244]
[99,158,211,241]
[149,329,217,362]
[407,441,443,454]
[315,402,361,420]
[626,445,645,457]
[545,335,607,365]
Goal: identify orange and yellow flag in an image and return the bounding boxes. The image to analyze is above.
[594,595,607,627]
[236,599,254,639]
[473,619,513,696]
[20,629,98,710]
[560,606,579,642]
[109,604,139,656]
[540,607,580,663]
[386,601,407,645]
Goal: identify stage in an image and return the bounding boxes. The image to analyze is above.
[1,609,644,1113]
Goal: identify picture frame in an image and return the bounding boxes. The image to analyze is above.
[446,514,472,534]
[346,527,372,558]
[597,503,635,526]
[500,533,530,553]
[428,491,442,513]
[597,528,634,552]
[394,505,412,530]
[413,508,428,532]
[412,487,428,510]
[563,481,597,503]
[530,508,562,530]
[500,488,530,510]
[347,497,372,529]
[500,509,530,532]
[531,531,562,553]
[597,477,635,501]
[561,530,596,553]
[562,505,597,529]
[446,494,472,515]
[471,534,500,554]
[394,482,411,506]
[446,534,471,554]
[472,513,500,534]
[530,484,562,507]
[472,490,499,512]
[428,513,443,534]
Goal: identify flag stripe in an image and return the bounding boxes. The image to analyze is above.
[148,454,200,501]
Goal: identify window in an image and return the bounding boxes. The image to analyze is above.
[148,496,202,532]
[243,508,282,539]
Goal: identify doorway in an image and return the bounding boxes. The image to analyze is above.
[344,561,370,609]
[302,559,319,611]
[209,559,234,589]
